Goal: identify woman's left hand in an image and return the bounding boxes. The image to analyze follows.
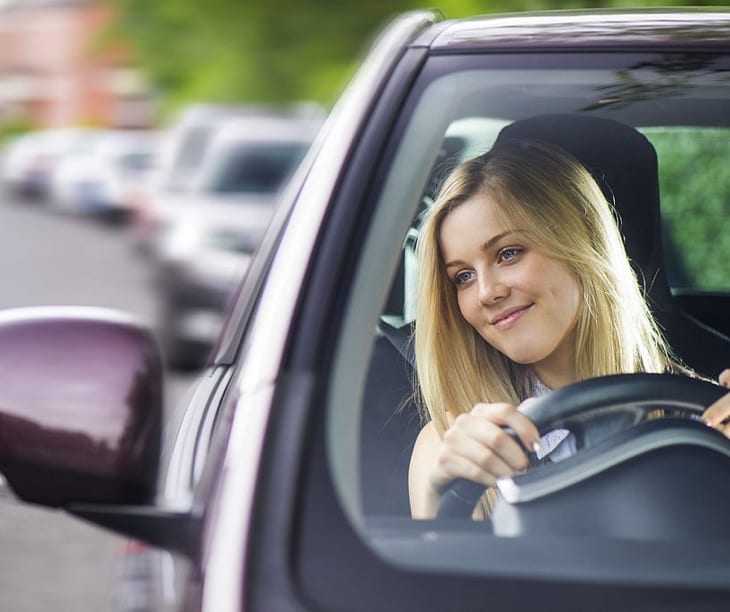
[701,369,730,439]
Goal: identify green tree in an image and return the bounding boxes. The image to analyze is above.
[104,0,421,112]
[104,0,730,114]
[648,129,730,290]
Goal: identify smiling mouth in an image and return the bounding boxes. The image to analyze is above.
[491,305,532,330]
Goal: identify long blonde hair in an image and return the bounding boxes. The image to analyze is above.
[414,140,674,436]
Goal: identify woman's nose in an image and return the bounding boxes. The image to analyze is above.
[478,273,508,304]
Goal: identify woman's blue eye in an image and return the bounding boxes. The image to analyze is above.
[454,270,475,286]
[498,247,522,263]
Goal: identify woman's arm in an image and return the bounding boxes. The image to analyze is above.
[407,402,540,519]
[408,421,443,519]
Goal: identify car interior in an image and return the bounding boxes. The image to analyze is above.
[359,112,730,521]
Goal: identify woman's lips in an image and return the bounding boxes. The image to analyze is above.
[491,305,532,330]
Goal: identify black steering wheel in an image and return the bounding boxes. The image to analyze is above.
[437,373,727,518]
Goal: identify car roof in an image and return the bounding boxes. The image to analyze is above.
[210,115,323,146]
[423,8,730,51]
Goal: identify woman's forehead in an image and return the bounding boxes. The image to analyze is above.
[439,192,519,239]
[438,195,515,258]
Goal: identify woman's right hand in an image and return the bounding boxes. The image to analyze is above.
[408,401,541,519]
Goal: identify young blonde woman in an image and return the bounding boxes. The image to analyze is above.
[408,140,730,519]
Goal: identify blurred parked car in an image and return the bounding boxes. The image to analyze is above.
[50,129,160,221]
[131,105,250,250]
[1,127,101,199]
[0,132,40,195]
[1,9,730,612]
[155,113,322,368]
[132,103,322,250]
[156,104,293,192]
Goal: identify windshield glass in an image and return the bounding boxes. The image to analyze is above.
[201,142,307,194]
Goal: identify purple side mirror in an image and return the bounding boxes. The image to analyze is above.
[0,307,163,507]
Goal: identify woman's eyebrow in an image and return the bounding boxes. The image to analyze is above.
[482,230,516,252]
[444,230,516,270]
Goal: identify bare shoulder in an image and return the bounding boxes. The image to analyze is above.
[408,420,442,518]
[412,420,442,461]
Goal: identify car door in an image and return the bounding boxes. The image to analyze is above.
[233,13,730,612]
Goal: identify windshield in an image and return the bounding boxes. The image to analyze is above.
[200,142,308,194]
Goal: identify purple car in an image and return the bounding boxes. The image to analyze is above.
[1,8,730,612]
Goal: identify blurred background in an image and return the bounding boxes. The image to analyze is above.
[0,0,724,610]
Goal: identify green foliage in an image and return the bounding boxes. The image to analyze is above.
[0,117,34,144]
[646,128,730,290]
[104,0,421,114]
[105,0,730,116]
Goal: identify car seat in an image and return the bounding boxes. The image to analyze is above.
[360,319,420,517]
[495,113,730,379]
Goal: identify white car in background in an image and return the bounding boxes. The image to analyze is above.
[1,127,101,200]
[154,112,323,368]
[0,132,42,195]
[50,129,160,221]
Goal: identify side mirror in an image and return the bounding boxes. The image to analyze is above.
[0,306,163,507]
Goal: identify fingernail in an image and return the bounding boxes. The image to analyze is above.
[703,419,712,427]
[532,440,541,454]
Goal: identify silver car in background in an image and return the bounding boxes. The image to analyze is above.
[154,112,322,368]
[1,127,101,200]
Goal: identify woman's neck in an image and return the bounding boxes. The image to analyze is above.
[531,357,578,390]
[530,333,579,390]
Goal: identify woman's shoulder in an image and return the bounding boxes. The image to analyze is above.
[411,419,443,465]
[408,420,443,517]
[414,419,440,444]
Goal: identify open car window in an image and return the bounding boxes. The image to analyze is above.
[323,50,730,588]
[645,126,730,338]
[645,126,730,291]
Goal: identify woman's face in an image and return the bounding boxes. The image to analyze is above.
[439,192,581,388]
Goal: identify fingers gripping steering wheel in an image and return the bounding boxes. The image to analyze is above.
[436,373,727,518]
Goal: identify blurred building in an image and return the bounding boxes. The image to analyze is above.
[0,0,154,129]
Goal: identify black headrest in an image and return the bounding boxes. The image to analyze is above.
[495,114,667,302]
